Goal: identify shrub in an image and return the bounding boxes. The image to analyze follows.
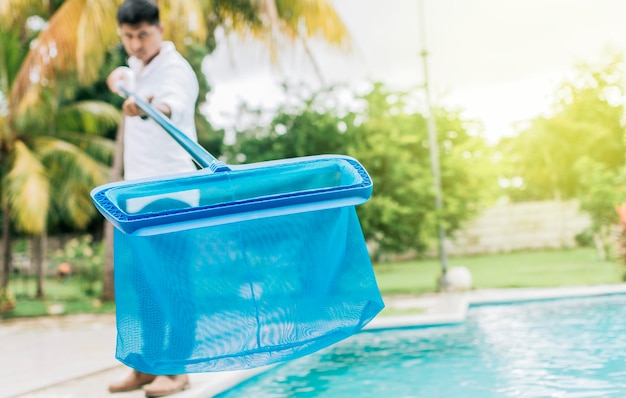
[51,235,103,296]
[0,289,16,314]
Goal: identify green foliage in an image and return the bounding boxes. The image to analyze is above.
[51,235,103,296]
[0,19,117,236]
[346,84,497,255]
[35,135,112,231]
[55,101,121,136]
[2,23,117,235]
[575,157,626,263]
[499,53,626,200]
[0,288,15,314]
[0,26,28,95]
[576,158,626,230]
[345,86,435,254]
[574,229,594,247]
[226,83,498,256]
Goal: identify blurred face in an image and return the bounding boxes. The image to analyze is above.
[119,22,163,65]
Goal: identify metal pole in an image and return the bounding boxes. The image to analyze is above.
[418,0,448,274]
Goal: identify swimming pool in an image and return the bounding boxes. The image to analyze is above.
[216,294,626,397]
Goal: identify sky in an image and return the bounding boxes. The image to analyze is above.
[202,0,626,143]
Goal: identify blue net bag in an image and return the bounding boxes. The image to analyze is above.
[93,93,384,374]
[113,205,383,374]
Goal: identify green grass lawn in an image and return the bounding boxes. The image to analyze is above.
[5,276,113,319]
[375,247,624,296]
[3,247,623,318]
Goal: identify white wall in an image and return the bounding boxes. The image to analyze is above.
[446,200,591,256]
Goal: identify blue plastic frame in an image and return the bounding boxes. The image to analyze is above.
[91,155,372,236]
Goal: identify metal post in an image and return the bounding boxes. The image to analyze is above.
[418,0,448,274]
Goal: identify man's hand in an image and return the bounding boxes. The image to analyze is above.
[107,68,172,119]
[122,96,172,119]
[107,67,134,95]
[121,96,147,118]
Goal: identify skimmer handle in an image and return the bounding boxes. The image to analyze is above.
[117,86,230,173]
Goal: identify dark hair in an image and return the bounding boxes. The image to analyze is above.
[117,0,160,26]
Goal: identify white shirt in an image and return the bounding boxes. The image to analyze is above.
[123,41,199,181]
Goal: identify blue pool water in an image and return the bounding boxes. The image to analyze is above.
[217,294,626,397]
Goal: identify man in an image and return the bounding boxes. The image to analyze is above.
[106,0,198,396]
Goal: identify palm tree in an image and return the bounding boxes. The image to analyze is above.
[2,0,352,300]
[2,96,117,297]
[0,17,117,297]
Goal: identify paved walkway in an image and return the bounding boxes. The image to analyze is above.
[3,284,626,398]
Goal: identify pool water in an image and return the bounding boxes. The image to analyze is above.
[217,294,626,397]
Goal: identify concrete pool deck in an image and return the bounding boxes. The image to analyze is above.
[4,284,626,398]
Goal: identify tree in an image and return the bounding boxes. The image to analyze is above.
[348,84,497,256]
[0,18,117,296]
[226,83,351,161]
[6,95,116,298]
[226,83,498,257]
[575,153,626,261]
[499,53,626,201]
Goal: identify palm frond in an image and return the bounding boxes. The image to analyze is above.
[32,136,110,229]
[215,1,264,36]
[276,0,350,47]
[215,0,350,65]
[11,0,122,111]
[76,0,121,85]
[0,114,8,143]
[5,140,49,234]
[161,0,209,54]
[55,100,121,135]
[0,0,48,32]
[53,131,115,165]
[33,136,109,184]
[13,87,60,134]
[0,27,29,98]
[10,0,84,110]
